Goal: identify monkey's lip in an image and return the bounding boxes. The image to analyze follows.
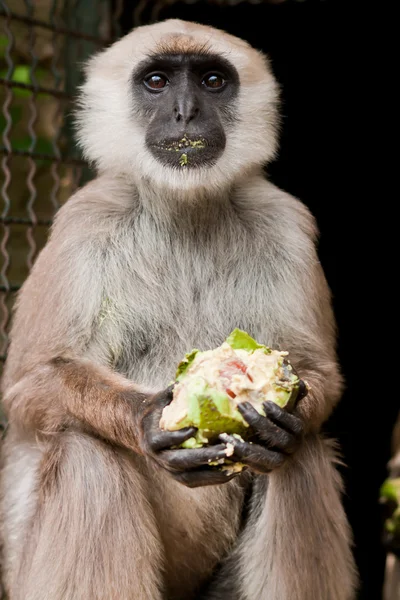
[150,135,222,168]
[152,135,208,153]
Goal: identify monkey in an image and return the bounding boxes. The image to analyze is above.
[0,19,357,600]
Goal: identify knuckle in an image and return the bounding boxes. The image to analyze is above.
[140,431,155,454]
[176,473,200,488]
[259,424,284,447]
[154,450,174,468]
[251,414,267,430]
[259,432,274,447]
[146,441,158,454]
[270,451,285,467]
[292,418,305,436]
[145,431,160,449]
[284,440,298,455]
[163,452,186,471]
[140,412,152,434]
[231,442,246,458]
[277,430,292,449]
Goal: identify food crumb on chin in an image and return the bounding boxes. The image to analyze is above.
[179,153,188,167]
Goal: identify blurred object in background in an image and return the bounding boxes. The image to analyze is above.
[0,0,115,420]
[382,416,400,600]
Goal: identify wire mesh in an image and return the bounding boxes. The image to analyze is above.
[0,0,112,432]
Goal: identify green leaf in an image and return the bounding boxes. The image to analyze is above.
[0,65,54,98]
[0,66,31,98]
[381,478,400,504]
[13,65,31,86]
[10,137,32,152]
[175,349,200,381]
[35,137,54,154]
[167,329,300,449]
[5,136,55,156]
[225,328,271,354]
[183,378,246,436]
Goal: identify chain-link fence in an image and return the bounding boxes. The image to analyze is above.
[0,0,123,430]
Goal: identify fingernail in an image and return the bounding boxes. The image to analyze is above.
[264,400,277,409]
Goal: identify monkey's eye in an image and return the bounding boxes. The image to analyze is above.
[143,73,169,91]
[202,73,226,90]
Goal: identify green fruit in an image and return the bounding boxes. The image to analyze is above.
[160,329,301,449]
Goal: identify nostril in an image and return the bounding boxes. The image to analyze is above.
[174,105,199,124]
[187,108,199,123]
[174,108,182,122]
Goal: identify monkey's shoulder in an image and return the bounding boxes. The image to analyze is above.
[51,176,139,243]
[235,179,319,252]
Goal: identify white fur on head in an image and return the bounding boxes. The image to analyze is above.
[75,19,280,193]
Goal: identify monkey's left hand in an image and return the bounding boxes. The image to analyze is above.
[219,385,307,474]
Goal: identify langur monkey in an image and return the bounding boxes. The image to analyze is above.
[0,19,357,600]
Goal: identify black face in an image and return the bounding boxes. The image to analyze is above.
[132,53,239,169]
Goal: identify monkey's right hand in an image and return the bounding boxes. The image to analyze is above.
[140,386,242,487]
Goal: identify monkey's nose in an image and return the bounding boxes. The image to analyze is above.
[174,100,200,125]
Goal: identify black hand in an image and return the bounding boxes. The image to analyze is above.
[141,386,242,487]
[218,400,304,474]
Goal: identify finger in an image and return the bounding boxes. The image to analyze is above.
[171,467,241,488]
[263,401,304,436]
[159,444,232,471]
[237,402,297,453]
[147,427,198,452]
[151,384,175,409]
[218,434,284,474]
[141,385,176,430]
[295,380,308,404]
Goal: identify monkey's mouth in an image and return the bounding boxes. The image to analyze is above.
[150,135,222,169]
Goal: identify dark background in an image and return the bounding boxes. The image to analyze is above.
[119,2,392,598]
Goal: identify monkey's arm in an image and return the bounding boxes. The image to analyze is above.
[194,253,344,482]
[1,196,190,454]
[3,350,244,479]
[3,356,190,454]
[201,201,357,599]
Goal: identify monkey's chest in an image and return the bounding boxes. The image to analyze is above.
[118,293,269,388]
[100,249,276,388]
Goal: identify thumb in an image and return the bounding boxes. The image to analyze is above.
[152,383,175,409]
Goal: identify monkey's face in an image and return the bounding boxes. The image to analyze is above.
[132,53,239,170]
[77,20,280,192]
